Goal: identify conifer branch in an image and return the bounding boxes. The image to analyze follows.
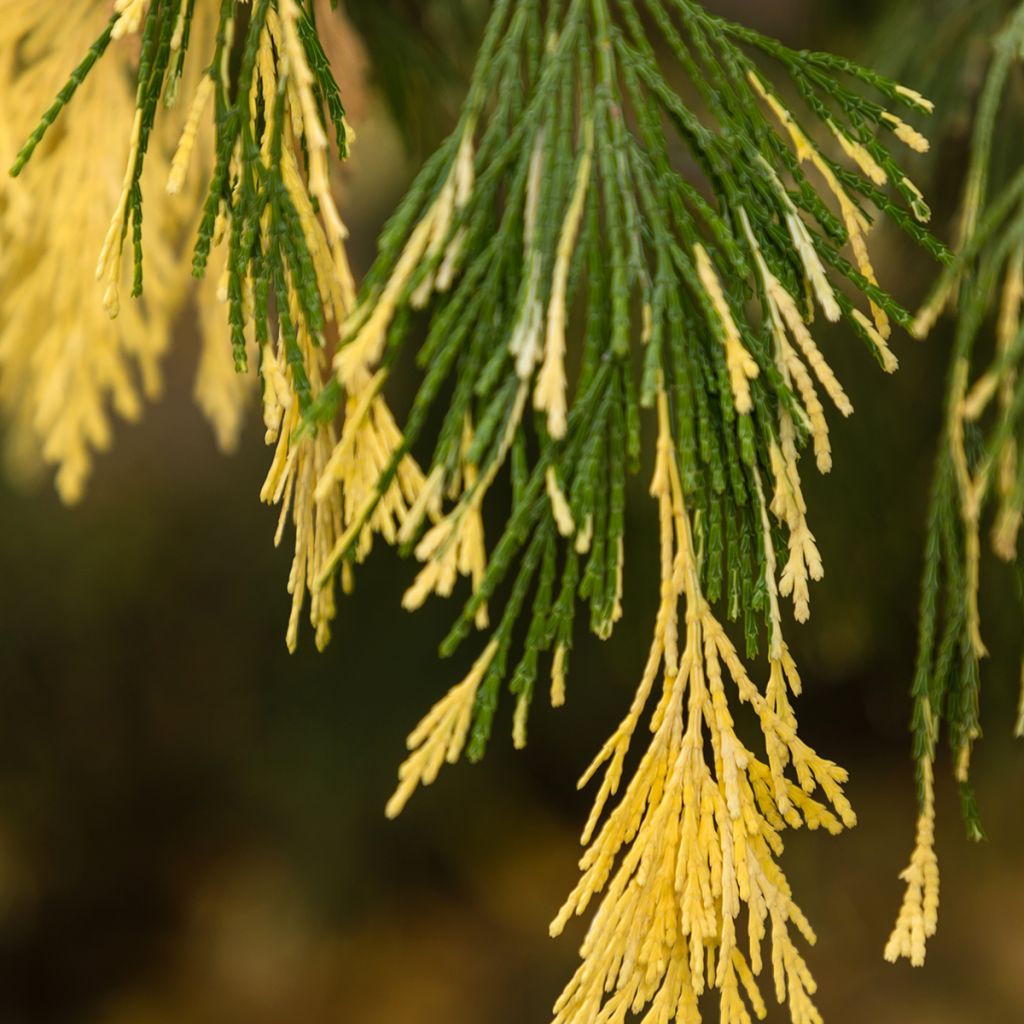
[304,3,941,1021]
[887,1,1024,970]
[4,0,360,648]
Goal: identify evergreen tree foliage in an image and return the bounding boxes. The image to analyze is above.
[885,0,1024,969]
[8,1,1020,1021]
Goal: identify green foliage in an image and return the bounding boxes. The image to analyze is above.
[320,0,942,761]
[8,14,120,178]
[909,2,1024,834]
[871,0,1018,140]
[345,0,486,151]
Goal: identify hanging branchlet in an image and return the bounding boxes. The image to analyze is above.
[887,3,1024,969]
[6,0,367,648]
[548,383,856,1024]
[338,2,941,1021]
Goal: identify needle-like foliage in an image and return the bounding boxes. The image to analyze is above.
[5,0,365,650]
[5,3,959,1021]
[886,1,1024,969]
[316,3,943,1020]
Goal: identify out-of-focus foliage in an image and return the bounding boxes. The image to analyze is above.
[345,0,487,151]
[871,0,1017,135]
[884,2,1024,969]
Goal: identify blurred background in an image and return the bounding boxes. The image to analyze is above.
[0,1,1022,1022]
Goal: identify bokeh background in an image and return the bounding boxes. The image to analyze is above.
[0,1,1022,1022]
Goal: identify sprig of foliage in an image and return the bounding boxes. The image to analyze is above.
[303,2,942,1020]
[887,2,1024,969]
[8,0,360,650]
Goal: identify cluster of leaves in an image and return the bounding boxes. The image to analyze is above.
[10,0,350,406]
[319,0,942,771]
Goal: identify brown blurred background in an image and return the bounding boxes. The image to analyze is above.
[0,2,1022,1022]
